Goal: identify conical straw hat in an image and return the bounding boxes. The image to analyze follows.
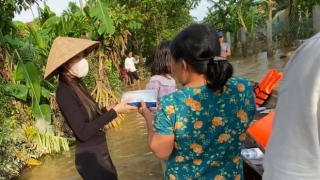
[44,37,100,80]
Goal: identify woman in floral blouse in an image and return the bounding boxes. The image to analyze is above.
[139,24,256,180]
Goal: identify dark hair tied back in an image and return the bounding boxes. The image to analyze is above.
[170,24,233,92]
[206,57,233,92]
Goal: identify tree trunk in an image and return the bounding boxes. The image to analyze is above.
[268,0,273,21]
[281,0,293,47]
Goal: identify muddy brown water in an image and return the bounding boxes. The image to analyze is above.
[17,48,293,180]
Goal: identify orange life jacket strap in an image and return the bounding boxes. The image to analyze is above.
[255,90,270,100]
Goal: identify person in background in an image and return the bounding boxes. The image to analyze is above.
[138,24,256,180]
[80,32,88,39]
[263,32,320,180]
[146,40,177,106]
[124,51,140,88]
[145,40,177,176]
[119,64,129,86]
[44,37,136,180]
[218,32,231,58]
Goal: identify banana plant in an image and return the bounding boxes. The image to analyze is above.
[2,30,54,136]
[40,2,92,38]
[26,26,48,61]
[88,0,115,35]
[14,52,54,136]
[38,2,56,24]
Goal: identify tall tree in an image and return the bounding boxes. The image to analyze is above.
[102,0,200,59]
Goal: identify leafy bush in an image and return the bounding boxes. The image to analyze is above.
[82,66,96,92]
[107,65,123,97]
[0,77,14,143]
[0,126,28,180]
[0,77,46,179]
[0,77,26,179]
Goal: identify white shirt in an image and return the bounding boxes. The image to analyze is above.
[263,32,320,180]
[124,57,139,72]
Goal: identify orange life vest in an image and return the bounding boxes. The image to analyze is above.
[247,111,275,149]
[254,69,283,107]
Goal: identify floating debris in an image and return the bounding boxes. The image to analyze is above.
[26,158,42,166]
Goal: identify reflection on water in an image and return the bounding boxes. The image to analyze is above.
[229,48,294,90]
[17,48,293,180]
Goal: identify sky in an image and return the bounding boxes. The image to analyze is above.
[13,0,211,23]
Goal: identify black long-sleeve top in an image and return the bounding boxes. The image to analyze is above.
[56,81,117,147]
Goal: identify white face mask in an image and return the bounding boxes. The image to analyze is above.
[69,58,89,78]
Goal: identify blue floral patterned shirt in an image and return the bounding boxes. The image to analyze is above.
[153,77,256,180]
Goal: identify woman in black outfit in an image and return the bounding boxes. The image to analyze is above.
[44,37,136,180]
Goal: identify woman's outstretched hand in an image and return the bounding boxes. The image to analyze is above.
[106,101,119,111]
[138,101,155,118]
[113,99,137,114]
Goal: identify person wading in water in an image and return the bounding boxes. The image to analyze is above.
[124,51,140,88]
[218,32,231,59]
[44,37,137,180]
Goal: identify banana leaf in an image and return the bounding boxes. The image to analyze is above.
[1,83,29,101]
[14,59,53,135]
[41,87,51,100]
[89,0,115,35]
[34,104,54,136]
[27,26,49,59]
[14,61,40,107]
[4,35,24,47]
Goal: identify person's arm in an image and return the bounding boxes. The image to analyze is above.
[56,88,117,142]
[133,56,140,64]
[221,43,231,58]
[101,107,108,114]
[225,43,231,57]
[101,101,118,113]
[141,99,175,159]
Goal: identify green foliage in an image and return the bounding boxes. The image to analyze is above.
[40,2,92,38]
[106,64,123,97]
[117,0,197,57]
[203,0,317,52]
[0,0,41,20]
[0,0,42,45]
[38,2,56,23]
[0,130,28,180]
[12,53,54,136]
[0,77,14,143]
[0,4,72,177]
[82,64,97,92]
[204,0,259,32]
[89,0,115,35]
[0,77,40,180]
[0,76,69,179]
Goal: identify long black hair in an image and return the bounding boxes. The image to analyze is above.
[58,66,102,121]
[150,40,172,76]
[170,24,233,92]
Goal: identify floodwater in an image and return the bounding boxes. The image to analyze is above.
[17,48,294,180]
